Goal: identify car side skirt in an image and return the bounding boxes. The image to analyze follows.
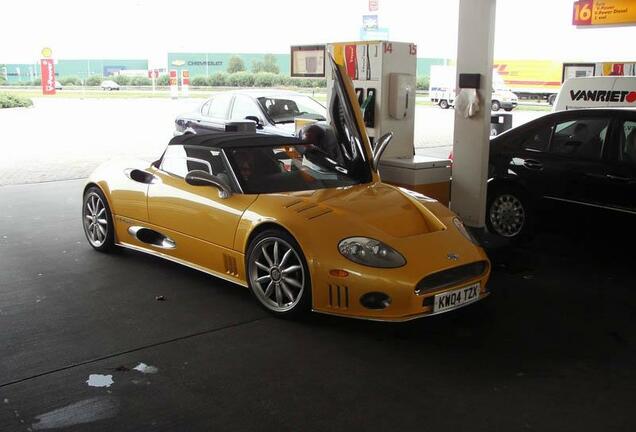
[113,214,248,288]
[116,242,248,288]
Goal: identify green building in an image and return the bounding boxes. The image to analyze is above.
[167,52,445,79]
[1,59,148,83]
[167,53,290,76]
[1,54,445,83]
[417,58,447,78]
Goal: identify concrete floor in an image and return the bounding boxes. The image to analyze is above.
[1,180,635,431]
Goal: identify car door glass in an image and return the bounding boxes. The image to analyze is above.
[183,146,236,190]
[550,118,608,159]
[159,145,235,188]
[619,120,636,163]
[159,145,189,178]
[521,124,553,152]
[327,57,371,184]
[231,96,260,121]
[207,93,233,119]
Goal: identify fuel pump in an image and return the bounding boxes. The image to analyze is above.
[326,41,452,205]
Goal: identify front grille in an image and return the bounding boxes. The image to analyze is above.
[415,261,488,295]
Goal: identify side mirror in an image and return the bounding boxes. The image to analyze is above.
[185,170,232,199]
[245,116,263,129]
[372,132,394,171]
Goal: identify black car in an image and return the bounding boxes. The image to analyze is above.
[486,108,636,240]
[174,89,326,137]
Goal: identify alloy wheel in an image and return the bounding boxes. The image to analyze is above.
[489,193,525,238]
[83,192,109,247]
[249,237,305,313]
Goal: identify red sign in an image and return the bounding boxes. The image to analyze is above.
[181,70,190,86]
[169,70,178,86]
[147,69,159,79]
[344,45,357,80]
[572,0,593,25]
[40,59,56,95]
[369,0,378,12]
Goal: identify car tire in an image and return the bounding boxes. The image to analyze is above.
[547,94,556,105]
[82,186,116,252]
[486,185,533,241]
[246,229,311,317]
[439,99,450,109]
[491,100,501,111]
[504,107,513,112]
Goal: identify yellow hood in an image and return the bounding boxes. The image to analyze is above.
[261,182,446,238]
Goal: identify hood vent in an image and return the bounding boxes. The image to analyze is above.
[284,199,333,221]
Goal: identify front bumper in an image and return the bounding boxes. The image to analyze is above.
[501,101,517,109]
[311,263,490,322]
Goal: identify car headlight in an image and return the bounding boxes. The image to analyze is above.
[338,237,406,268]
[453,217,479,245]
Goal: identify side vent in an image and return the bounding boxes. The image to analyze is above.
[128,226,175,249]
[223,254,239,277]
[328,284,349,309]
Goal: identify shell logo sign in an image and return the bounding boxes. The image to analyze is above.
[40,47,56,95]
[40,59,56,95]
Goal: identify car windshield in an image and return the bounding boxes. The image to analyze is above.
[225,144,363,194]
[256,95,326,124]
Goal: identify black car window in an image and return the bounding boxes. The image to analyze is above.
[256,95,326,124]
[225,144,363,194]
[207,93,233,119]
[618,120,636,164]
[160,145,235,189]
[231,95,261,121]
[183,146,235,188]
[550,118,609,160]
[521,124,553,152]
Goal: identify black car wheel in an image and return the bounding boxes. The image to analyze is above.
[439,100,450,109]
[82,186,116,252]
[246,229,311,317]
[486,185,532,240]
[491,100,501,111]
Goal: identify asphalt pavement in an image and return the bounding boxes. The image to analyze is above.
[1,179,635,431]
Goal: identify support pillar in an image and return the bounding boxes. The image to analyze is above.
[450,0,497,228]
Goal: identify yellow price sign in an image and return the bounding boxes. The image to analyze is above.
[573,0,636,26]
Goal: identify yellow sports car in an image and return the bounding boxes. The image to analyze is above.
[82,59,490,321]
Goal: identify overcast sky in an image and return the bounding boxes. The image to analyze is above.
[1,0,635,67]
